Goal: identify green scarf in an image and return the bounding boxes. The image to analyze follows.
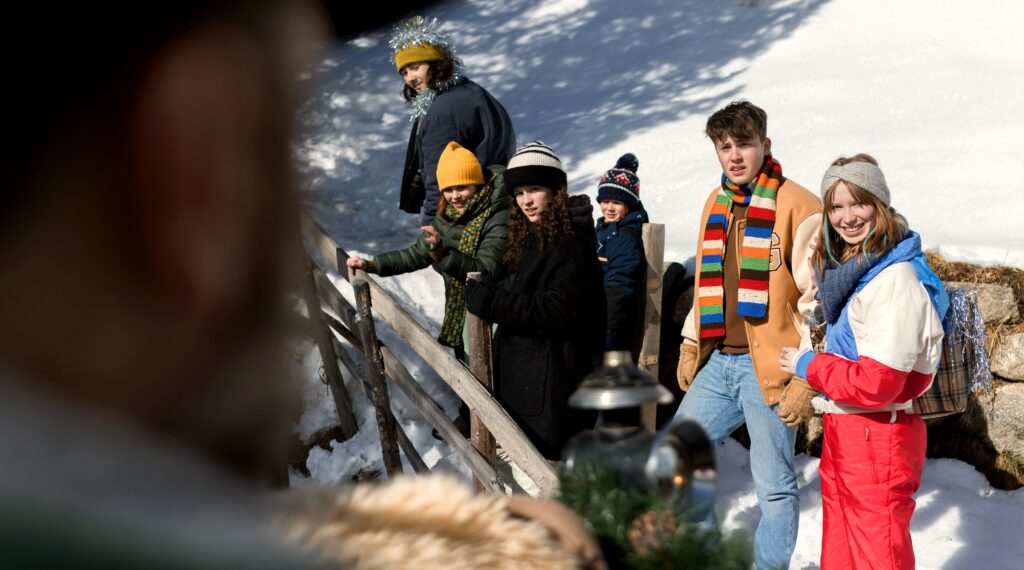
[438,180,494,348]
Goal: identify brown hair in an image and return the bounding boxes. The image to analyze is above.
[502,186,574,270]
[400,52,458,102]
[811,154,908,273]
[705,100,768,144]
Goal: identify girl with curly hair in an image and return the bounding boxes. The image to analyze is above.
[466,142,605,459]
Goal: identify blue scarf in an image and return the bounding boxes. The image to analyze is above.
[816,252,878,324]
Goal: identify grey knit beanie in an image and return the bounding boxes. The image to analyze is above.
[820,161,890,206]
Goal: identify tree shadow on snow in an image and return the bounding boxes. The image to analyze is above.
[297,0,832,252]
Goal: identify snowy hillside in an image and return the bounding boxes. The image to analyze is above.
[294,1,1024,568]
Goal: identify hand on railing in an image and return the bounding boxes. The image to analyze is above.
[347,255,376,275]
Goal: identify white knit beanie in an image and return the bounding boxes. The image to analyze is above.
[503,141,567,195]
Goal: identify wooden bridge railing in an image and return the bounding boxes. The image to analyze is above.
[299,211,559,496]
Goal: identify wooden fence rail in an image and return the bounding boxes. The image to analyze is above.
[299,211,557,496]
[466,271,497,491]
[301,259,358,439]
[313,274,500,488]
[351,273,403,476]
[639,223,665,431]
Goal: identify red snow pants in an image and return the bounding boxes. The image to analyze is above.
[819,410,926,570]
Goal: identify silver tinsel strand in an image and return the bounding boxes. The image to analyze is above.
[946,287,993,393]
[388,16,466,121]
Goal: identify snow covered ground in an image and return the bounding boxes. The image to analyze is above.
[294,0,1024,568]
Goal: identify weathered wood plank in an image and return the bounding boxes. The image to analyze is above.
[299,211,341,273]
[322,311,362,348]
[329,334,499,490]
[359,274,559,496]
[300,260,358,439]
[465,272,497,492]
[305,224,553,494]
[378,345,501,493]
[639,223,666,432]
[327,337,429,474]
[351,273,403,476]
[312,266,359,331]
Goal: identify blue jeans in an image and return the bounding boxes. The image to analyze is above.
[672,350,799,570]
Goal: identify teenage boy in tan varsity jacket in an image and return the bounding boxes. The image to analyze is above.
[670,101,822,570]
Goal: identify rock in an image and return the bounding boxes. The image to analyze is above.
[977,380,1024,460]
[990,332,1024,382]
[946,281,1020,325]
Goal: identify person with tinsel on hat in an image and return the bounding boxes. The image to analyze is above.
[390,16,516,226]
[594,153,649,352]
[464,142,604,459]
[778,154,947,570]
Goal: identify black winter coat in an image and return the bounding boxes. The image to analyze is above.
[476,196,605,459]
[399,79,516,224]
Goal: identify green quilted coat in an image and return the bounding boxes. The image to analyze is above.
[375,165,510,335]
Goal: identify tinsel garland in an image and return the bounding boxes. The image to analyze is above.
[946,287,993,393]
[388,16,467,121]
[557,463,753,570]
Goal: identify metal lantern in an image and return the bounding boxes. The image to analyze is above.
[562,351,717,526]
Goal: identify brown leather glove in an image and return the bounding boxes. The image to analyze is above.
[676,342,700,391]
[776,377,818,427]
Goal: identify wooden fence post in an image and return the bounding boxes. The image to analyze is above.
[639,224,665,431]
[330,336,430,475]
[465,272,497,491]
[301,260,358,440]
[351,269,403,476]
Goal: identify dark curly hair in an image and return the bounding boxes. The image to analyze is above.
[503,186,575,270]
[400,52,457,102]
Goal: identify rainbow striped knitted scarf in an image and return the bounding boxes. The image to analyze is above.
[697,156,782,339]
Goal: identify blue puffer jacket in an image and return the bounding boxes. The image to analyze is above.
[596,205,648,350]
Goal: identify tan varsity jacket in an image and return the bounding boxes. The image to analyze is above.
[682,178,823,406]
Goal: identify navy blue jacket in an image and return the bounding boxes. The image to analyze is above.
[404,78,516,225]
[596,205,648,350]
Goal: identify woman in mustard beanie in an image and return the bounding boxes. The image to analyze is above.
[389,16,516,226]
[348,141,510,360]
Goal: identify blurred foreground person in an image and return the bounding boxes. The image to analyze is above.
[0,4,605,569]
[0,2,334,567]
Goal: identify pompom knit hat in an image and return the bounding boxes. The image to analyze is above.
[503,141,567,195]
[436,141,484,191]
[596,153,641,210]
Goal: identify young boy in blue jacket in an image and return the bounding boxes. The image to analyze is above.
[595,153,648,351]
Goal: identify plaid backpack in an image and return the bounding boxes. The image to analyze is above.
[912,286,993,418]
[803,285,993,419]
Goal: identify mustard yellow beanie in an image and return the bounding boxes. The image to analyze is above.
[390,17,451,73]
[436,142,484,191]
[394,43,445,73]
